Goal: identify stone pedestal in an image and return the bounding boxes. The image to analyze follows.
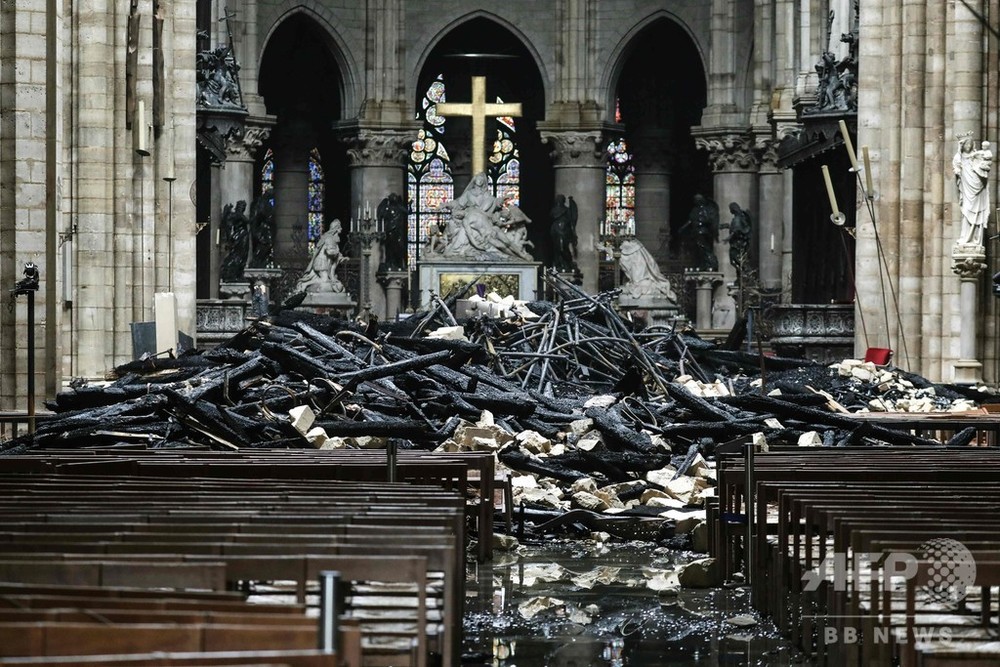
[952,247,986,384]
[301,291,356,316]
[416,260,541,309]
[684,271,724,331]
[219,282,251,301]
[378,269,409,320]
[617,295,682,329]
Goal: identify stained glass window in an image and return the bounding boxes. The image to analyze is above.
[261,148,275,208]
[307,148,324,253]
[489,100,519,207]
[408,75,455,270]
[606,138,635,235]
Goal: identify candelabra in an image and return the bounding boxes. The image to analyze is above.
[348,207,385,318]
[598,212,635,290]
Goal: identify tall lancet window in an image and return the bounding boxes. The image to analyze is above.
[606,137,635,234]
[307,148,324,253]
[258,147,325,255]
[261,148,275,208]
[408,74,455,270]
[489,103,520,207]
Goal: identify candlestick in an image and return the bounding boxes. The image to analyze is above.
[862,145,874,195]
[821,165,840,216]
[838,120,860,172]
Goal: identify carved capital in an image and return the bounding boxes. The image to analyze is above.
[343,129,412,168]
[540,130,607,168]
[683,270,725,288]
[225,124,271,161]
[952,246,987,278]
[754,136,781,173]
[693,131,758,173]
[630,138,674,173]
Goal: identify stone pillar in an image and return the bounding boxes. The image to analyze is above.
[756,138,784,292]
[379,270,408,320]
[693,130,759,325]
[272,122,312,272]
[632,136,672,263]
[539,130,608,294]
[342,128,411,318]
[685,271,724,330]
[213,122,271,297]
[952,251,986,383]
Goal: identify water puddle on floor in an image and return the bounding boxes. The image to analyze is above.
[462,540,809,666]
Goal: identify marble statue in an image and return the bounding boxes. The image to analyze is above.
[377,192,408,270]
[953,136,992,248]
[220,200,250,282]
[597,237,677,303]
[295,219,346,293]
[679,194,720,271]
[429,171,533,261]
[549,194,578,272]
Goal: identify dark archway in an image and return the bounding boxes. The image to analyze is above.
[613,18,708,275]
[256,14,348,291]
[415,17,550,262]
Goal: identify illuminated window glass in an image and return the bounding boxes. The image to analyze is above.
[489,100,520,207]
[307,148,324,253]
[261,148,275,208]
[408,75,455,270]
[606,138,635,234]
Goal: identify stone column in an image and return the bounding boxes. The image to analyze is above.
[342,128,411,318]
[272,120,313,273]
[952,251,986,383]
[693,130,759,327]
[631,135,672,263]
[213,122,271,297]
[756,138,784,292]
[539,130,608,294]
[685,271,724,330]
[379,270,408,321]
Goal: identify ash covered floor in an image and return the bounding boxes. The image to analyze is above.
[462,541,810,666]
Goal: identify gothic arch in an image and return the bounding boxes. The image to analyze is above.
[602,11,707,122]
[257,3,360,117]
[409,10,550,113]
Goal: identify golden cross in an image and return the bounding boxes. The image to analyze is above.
[436,75,522,176]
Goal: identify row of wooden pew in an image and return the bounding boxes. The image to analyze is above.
[711,446,1000,667]
[0,448,495,667]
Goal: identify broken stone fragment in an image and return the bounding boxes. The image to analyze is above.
[319,436,350,450]
[798,431,822,446]
[644,496,686,510]
[570,477,598,494]
[583,395,617,409]
[691,520,709,552]
[644,466,679,488]
[305,426,328,448]
[568,418,594,435]
[492,533,519,551]
[677,557,720,588]
[426,325,467,340]
[658,509,705,533]
[663,475,708,505]
[516,429,551,454]
[572,490,609,512]
[288,404,316,436]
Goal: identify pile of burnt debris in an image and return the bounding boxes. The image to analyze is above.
[0,282,990,546]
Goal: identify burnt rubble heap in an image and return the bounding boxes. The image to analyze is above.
[0,285,987,541]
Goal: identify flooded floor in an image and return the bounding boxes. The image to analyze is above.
[462,540,810,666]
